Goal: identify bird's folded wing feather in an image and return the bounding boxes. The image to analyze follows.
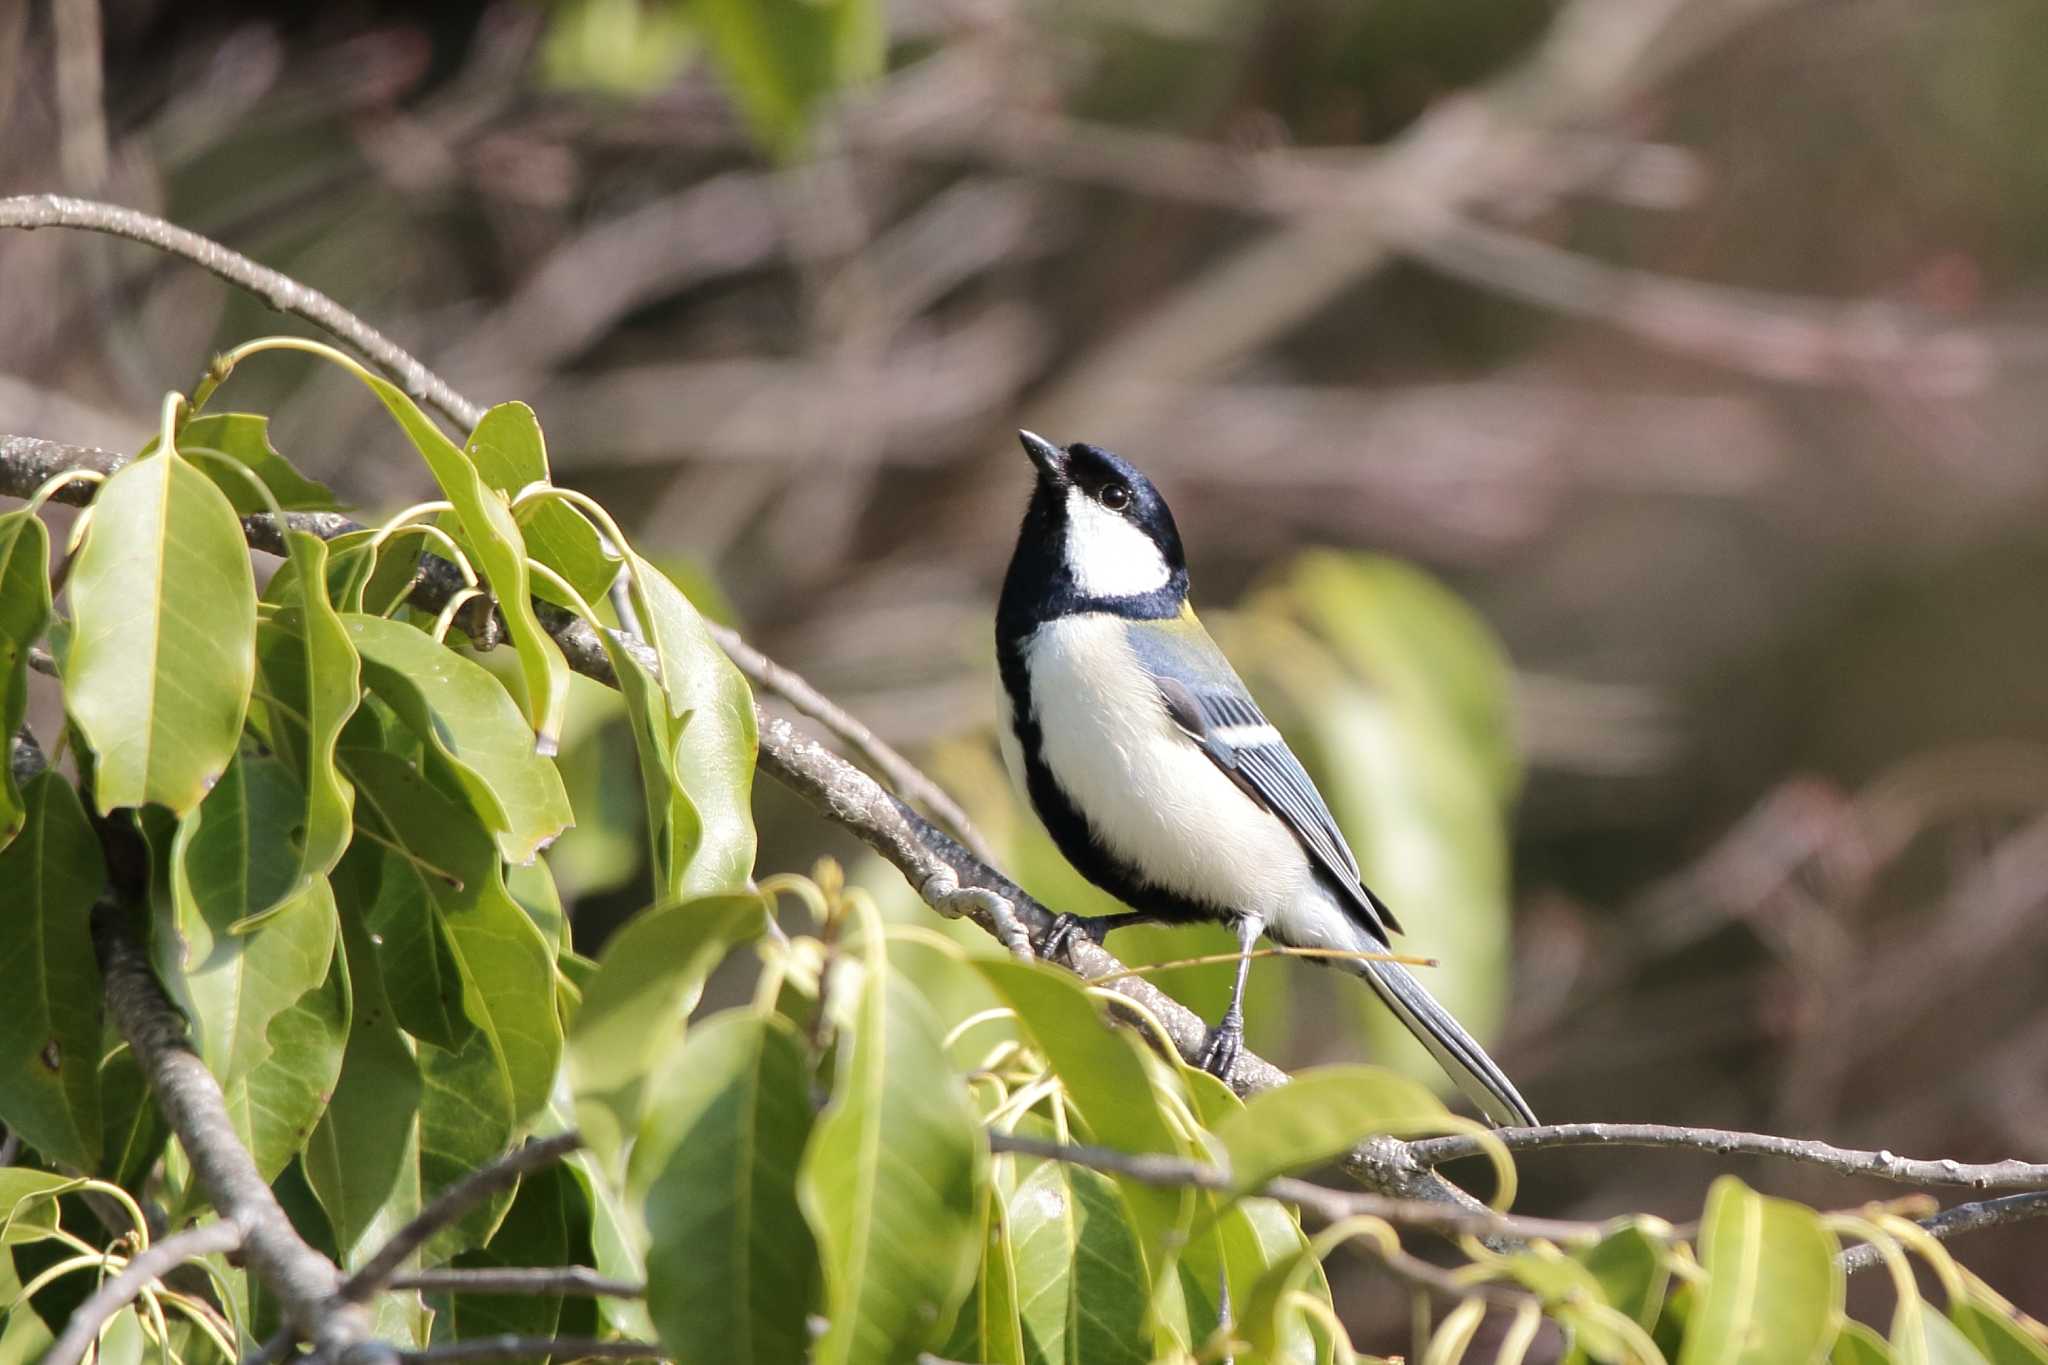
[1129,618,1401,939]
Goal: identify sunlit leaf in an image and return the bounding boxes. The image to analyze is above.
[1952,1298,2048,1365]
[211,914,350,1183]
[0,511,51,850]
[634,1011,817,1365]
[174,412,339,513]
[1578,1222,1672,1331]
[1835,1321,1895,1365]
[67,447,256,814]
[1678,1176,1842,1365]
[463,401,617,606]
[566,894,766,1179]
[1006,1156,1152,1365]
[1919,1313,1995,1365]
[802,953,985,1365]
[0,1170,74,1245]
[0,771,102,1169]
[1213,1064,1452,1192]
[347,613,573,865]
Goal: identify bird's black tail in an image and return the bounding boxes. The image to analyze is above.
[1351,956,1536,1128]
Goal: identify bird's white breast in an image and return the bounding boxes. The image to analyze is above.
[1011,614,1307,919]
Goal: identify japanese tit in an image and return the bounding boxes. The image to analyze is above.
[995,430,1536,1127]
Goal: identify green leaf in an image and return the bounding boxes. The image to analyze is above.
[211,913,350,1184]
[67,447,257,814]
[634,1011,818,1365]
[1835,1321,1895,1365]
[248,534,361,927]
[1920,1313,1995,1365]
[343,748,562,1128]
[158,752,340,1092]
[629,557,758,897]
[0,1167,81,1246]
[0,511,51,850]
[944,1178,1022,1365]
[435,1163,579,1348]
[696,0,884,155]
[1007,1156,1152,1365]
[1212,1065,1452,1192]
[1952,1296,2048,1365]
[464,402,617,607]
[96,1044,167,1192]
[0,772,103,1169]
[175,413,339,513]
[1678,1176,1843,1365]
[346,613,573,865]
[1577,1222,1672,1331]
[802,954,986,1365]
[566,895,766,1179]
[346,370,570,753]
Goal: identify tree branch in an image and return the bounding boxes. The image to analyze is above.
[1407,1123,2048,1191]
[90,906,394,1365]
[386,1267,642,1298]
[340,1133,585,1303]
[1840,1191,2048,1274]
[43,1220,244,1365]
[396,1337,668,1363]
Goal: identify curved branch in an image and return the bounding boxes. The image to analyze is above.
[1840,1191,2048,1274]
[43,1220,245,1365]
[387,1267,643,1298]
[1407,1123,2048,1192]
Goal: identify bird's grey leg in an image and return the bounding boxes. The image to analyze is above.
[1041,911,1157,963]
[1197,914,1264,1080]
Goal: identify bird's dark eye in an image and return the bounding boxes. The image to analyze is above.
[1099,483,1132,511]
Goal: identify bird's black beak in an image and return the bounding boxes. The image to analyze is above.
[1018,429,1067,481]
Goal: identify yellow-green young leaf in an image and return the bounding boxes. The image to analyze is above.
[630,557,758,896]
[344,749,562,1128]
[1952,1296,2048,1365]
[348,368,569,753]
[802,961,985,1365]
[697,0,884,155]
[248,535,361,927]
[0,1169,75,1244]
[973,958,1193,1284]
[0,772,104,1169]
[210,913,350,1184]
[1678,1176,1843,1365]
[174,413,339,512]
[463,402,617,606]
[1577,1222,1672,1331]
[1002,1156,1152,1365]
[1919,1313,1995,1365]
[67,448,257,815]
[1212,1065,1452,1192]
[159,753,339,1091]
[0,511,52,850]
[566,895,766,1178]
[1835,1321,1894,1365]
[346,614,573,865]
[633,1012,818,1365]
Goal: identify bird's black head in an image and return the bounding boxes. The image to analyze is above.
[999,431,1189,628]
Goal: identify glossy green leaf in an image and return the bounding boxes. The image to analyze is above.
[1836,1321,1895,1365]
[556,1136,655,1341]
[175,413,339,513]
[0,1170,74,1245]
[344,748,561,1127]
[566,894,766,1179]
[974,958,1193,1281]
[1578,1222,1672,1331]
[67,447,257,814]
[346,613,572,865]
[1952,1301,2048,1365]
[1006,1156,1152,1365]
[696,0,884,154]
[0,511,51,850]
[210,914,350,1183]
[1213,1065,1452,1192]
[629,556,758,897]
[1678,1176,1843,1365]
[464,402,617,606]
[0,772,103,1169]
[634,1011,817,1365]
[158,753,339,1091]
[346,369,569,753]
[505,857,567,959]
[802,953,985,1365]
[248,535,360,927]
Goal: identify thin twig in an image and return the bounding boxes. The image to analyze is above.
[396,1336,668,1363]
[92,907,393,1364]
[341,1133,585,1302]
[388,1267,643,1297]
[43,1221,245,1365]
[1408,1123,2048,1192]
[1840,1191,2048,1273]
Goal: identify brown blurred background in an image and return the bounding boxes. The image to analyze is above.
[7,0,2048,1338]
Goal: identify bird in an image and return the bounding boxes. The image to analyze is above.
[994,430,1536,1127]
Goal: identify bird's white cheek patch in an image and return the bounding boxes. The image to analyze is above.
[1063,492,1169,598]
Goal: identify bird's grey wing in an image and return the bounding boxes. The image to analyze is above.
[1140,648,1402,941]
